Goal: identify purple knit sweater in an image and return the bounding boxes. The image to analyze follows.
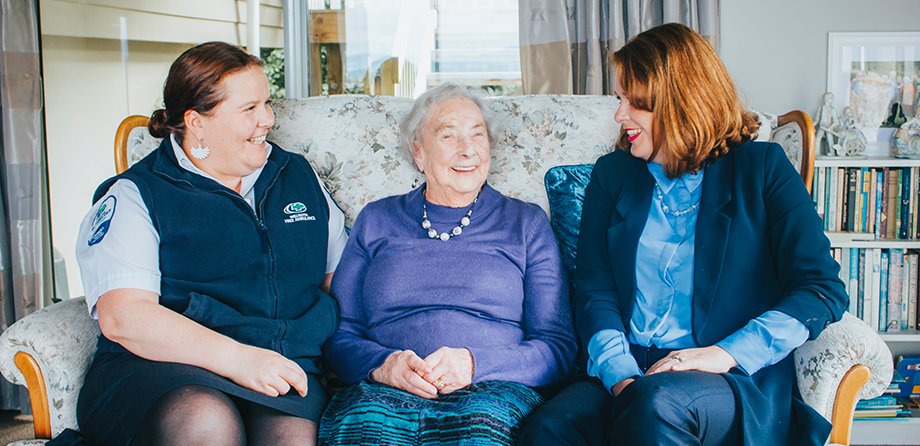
[324,184,577,387]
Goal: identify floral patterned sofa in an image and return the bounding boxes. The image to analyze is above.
[0,95,892,446]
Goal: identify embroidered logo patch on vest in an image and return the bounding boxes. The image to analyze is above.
[88,196,116,246]
[283,201,316,223]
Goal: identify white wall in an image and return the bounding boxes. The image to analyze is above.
[721,0,920,117]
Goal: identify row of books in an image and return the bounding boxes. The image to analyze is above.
[831,247,919,331]
[812,166,920,239]
[853,394,916,418]
[856,356,920,419]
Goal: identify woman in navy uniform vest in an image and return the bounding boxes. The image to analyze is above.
[73,42,347,446]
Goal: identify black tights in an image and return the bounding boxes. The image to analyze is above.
[129,385,317,446]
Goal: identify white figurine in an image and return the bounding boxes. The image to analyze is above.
[893,116,920,159]
[815,92,845,157]
[831,105,868,158]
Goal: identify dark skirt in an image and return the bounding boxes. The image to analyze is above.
[76,343,326,446]
[319,381,544,446]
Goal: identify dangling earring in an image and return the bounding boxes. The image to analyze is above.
[190,136,210,160]
[411,177,420,189]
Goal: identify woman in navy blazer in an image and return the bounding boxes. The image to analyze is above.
[520,24,848,446]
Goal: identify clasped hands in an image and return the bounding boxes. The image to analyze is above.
[370,347,474,399]
[611,345,738,397]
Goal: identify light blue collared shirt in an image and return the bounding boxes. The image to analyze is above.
[586,162,809,394]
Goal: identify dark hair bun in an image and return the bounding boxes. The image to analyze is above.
[148,109,170,138]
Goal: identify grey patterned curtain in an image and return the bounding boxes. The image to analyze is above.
[519,0,720,95]
[0,0,49,411]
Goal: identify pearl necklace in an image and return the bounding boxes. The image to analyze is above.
[421,188,482,241]
[655,184,700,217]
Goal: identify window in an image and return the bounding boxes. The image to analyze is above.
[299,0,520,98]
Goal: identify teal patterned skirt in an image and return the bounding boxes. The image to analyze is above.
[319,380,544,446]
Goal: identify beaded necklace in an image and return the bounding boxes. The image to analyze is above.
[654,183,700,217]
[421,187,482,241]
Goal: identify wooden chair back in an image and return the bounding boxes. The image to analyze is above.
[114,115,151,174]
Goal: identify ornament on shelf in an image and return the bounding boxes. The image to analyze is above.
[892,116,920,159]
[815,92,867,160]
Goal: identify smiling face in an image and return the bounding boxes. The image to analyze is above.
[184,65,274,189]
[613,77,665,164]
[413,97,491,207]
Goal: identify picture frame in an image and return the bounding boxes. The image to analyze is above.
[827,32,920,155]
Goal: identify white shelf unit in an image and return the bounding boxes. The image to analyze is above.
[817,157,920,445]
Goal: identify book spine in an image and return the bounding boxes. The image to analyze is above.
[858,248,866,321]
[880,250,889,331]
[887,168,900,239]
[880,168,889,239]
[911,168,920,239]
[912,167,919,239]
[866,169,878,234]
[816,166,826,226]
[844,249,856,315]
[861,167,870,233]
[900,168,909,239]
[902,249,911,331]
[849,247,858,315]
[888,248,903,332]
[855,395,898,408]
[872,169,885,240]
[827,168,836,232]
[829,168,837,232]
[837,168,846,233]
[847,168,858,232]
[870,248,880,330]
[910,167,917,239]
[909,253,918,331]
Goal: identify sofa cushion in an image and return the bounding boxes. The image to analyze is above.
[544,164,594,279]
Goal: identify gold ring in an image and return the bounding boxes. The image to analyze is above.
[436,378,446,389]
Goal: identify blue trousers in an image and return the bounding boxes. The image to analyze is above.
[519,345,740,446]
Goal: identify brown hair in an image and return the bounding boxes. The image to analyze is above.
[612,23,760,178]
[148,42,263,145]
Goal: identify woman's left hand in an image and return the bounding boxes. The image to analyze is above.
[422,347,474,394]
[645,346,738,376]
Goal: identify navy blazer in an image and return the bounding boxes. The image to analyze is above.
[572,141,848,445]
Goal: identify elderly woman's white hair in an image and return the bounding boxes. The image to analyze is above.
[399,82,498,164]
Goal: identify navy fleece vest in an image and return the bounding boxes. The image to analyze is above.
[93,138,337,375]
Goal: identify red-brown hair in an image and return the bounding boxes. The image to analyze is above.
[148,42,263,145]
[612,23,760,178]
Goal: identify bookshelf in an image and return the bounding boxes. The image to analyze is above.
[813,156,920,445]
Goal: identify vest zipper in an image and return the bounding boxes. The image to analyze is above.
[212,189,281,320]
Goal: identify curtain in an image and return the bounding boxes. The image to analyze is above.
[0,0,49,411]
[519,0,720,95]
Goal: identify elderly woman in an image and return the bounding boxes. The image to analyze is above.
[520,24,848,446]
[319,83,577,445]
[74,42,346,446]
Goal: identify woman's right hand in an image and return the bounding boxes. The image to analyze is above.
[611,377,634,397]
[225,344,309,398]
[96,288,308,399]
[370,350,438,399]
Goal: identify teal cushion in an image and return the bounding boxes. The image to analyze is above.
[544,164,594,279]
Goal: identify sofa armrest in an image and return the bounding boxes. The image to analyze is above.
[0,298,101,439]
[794,312,892,443]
